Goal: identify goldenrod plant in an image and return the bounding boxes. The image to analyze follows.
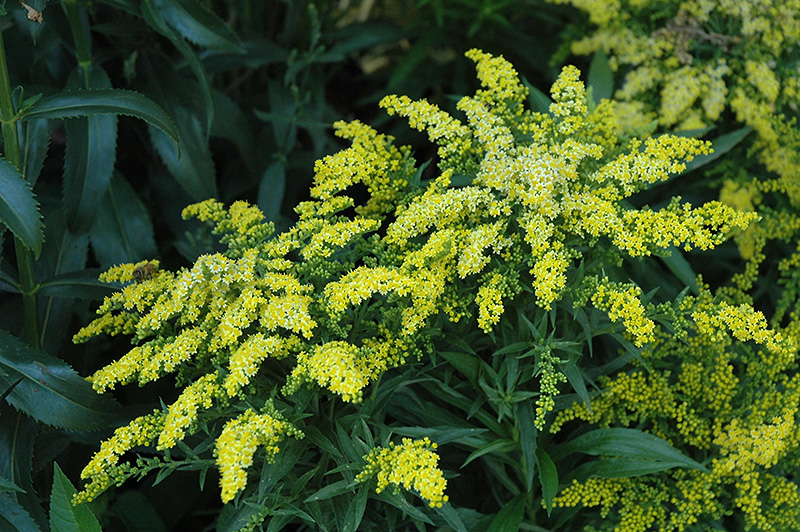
[70,50,773,531]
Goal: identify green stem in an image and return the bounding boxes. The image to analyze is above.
[63,1,92,82]
[0,26,40,348]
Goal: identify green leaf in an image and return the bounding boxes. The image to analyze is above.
[434,503,468,532]
[0,330,120,430]
[392,426,488,446]
[63,65,118,233]
[342,485,368,532]
[109,491,168,532]
[141,0,214,136]
[569,456,699,481]
[210,90,257,174]
[258,161,286,223]
[552,428,708,472]
[21,118,50,186]
[0,158,43,256]
[49,463,102,532]
[681,126,752,174]
[659,246,699,295]
[0,493,42,532]
[439,351,479,383]
[536,449,558,516]
[487,493,525,532]
[0,475,24,494]
[89,173,158,268]
[149,105,217,200]
[587,51,613,103]
[0,410,47,530]
[522,76,553,115]
[562,359,592,413]
[19,89,179,144]
[515,401,537,492]
[37,270,117,300]
[462,439,516,468]
[303,480,353,503]
[155,0,244,51]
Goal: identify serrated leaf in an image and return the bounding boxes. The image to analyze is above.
[487,493,525,532]
[149,105,217,200]
[536,449,558,516]
[0,493,42,532]
[0,475,24,494]
[588,51,613,102]
[0,158,43,256]
[0,330,120,430]
[257,161,286,223]
[0,410,47,530]
[141,0,214,136]
[63,65,118,233]
[49,463,102,532]
[155,0,243,51]
[19,89,178,144]
[21,118,50,186]
[89,173,158,268]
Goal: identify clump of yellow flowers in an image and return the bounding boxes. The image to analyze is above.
[73,49,759,525]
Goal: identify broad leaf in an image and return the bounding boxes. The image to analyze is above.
[0,158,43,256]
[681,126,752,174]
[49,463,102,532]
[21,118,50,186]
[109,491,168,532]
[0,330,120,431]
[19,89,178,144]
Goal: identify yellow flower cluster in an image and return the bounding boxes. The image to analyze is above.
[74,411,165,504]
[74,50,760,509]
[355,437,448,508]
[214,407,304,503]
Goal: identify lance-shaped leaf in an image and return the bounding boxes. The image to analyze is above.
[0,410,47,531]
[18,89,178,145]
[154,0,244,51]
[37,270,117,300]
[21,118,50,186]
[63,65,118,233]
[49,463,102,532]
[0,330,120,431]
[552,428,708,474]
[89,173,158,268]
[0,158,43,256]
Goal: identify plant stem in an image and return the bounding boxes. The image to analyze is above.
[63,1,92,83]
[0,24,40,348]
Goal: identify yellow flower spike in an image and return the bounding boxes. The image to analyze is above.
[591,281,655,347]
[224,334,295,397]
[158,372,222,450]
[356,438,449,508]
[74,410,166,504]
[287,341,370,403]
[215,408,303,503]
